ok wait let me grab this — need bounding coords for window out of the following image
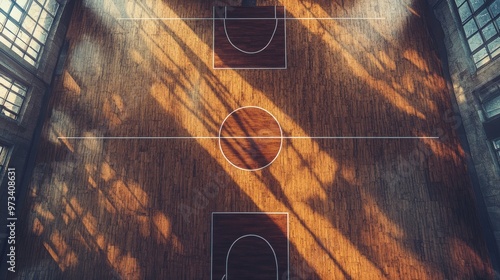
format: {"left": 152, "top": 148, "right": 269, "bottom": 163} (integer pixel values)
{"left": 455, "top": 0, "right": 500, "bottom": 67}
{"left": 0, "top": 144, "right": 8, "bottom": 175}
{"left": 0, "top": 0, "right": 59, "bottom": 66}
{"left": 0, "top": 71, "right": 28, "bottom": 120}
{"left": 494, "top": 138, "right": 500, "bottom": 158}
{"left": 481, "top": 82, "right": 500, "bottom": 119}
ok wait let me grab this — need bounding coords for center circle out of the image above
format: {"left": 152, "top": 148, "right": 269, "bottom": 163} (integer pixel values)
{"left": 219, "top": 106, "right": 282, "bottom": 171}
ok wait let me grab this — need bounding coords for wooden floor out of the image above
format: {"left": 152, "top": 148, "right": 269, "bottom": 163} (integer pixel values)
{"left": 14, "top": 0, "right": 494, "bottom": 279}
{"left": 220, "top": 107, "right": 282, "bottom": 170}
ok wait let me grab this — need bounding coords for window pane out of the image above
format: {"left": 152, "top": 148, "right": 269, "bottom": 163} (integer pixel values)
{"left": 468, "top": 33, "right": 484, "bottom": 51}
{"left": 0, "top": 13, "right": 7, "bottom": 28}
{"left": 459, "top": 3, "right": 473, "bottom": 21}
{"left": 11, "top": 84, "right": 20, "bottom": 93}
{"left": 475, "top": 8, "right": 491, "bottom": 27}
{"left": 3, "top": 27, "right": 16, "bottom": 42}
{"left": 473, "top": 47, "right": 489, "bottom": 61}
{"left": 2, "top": 111, "right": 14, "bottom": 119}
{"left": 0, "top": 144, "right": 8, "bottom": 172}
{"left": 490, "top": 0, "right": 500, "bottom": 17}
{"left": 0, "top": 1, "right": 12, "bottom": 13}
{"left": 24, "top": 56, "right": 36, "bottom": 66}
{"left": 26, "top": 45, "right": 37, "bottom": 58}
{"left": 14, "top": 37, "right": 28, "bottom": 50}
{"left": 488, "top": 37, "right": 500, "bottom": 52}
{"left": 484, "top": 94, "right": 500, "bottom": 118}
{"left": 456, "top": 0, "right": 467, "bottom": 6}
{"left": 5, "top": 20, "right": 19, "bottom": 35}
{"left": 45, "top": 1, "right": 58, "bottom": 15}
{"left": 3, "top": 102, "right": 19, "bottom": 113}
{"left": 17, "top": 30, "right": 30, "bottom": 43}
{"left": 0, "top": 36, "right": 12, "bottom": 47}
{"left": 22, "top": 15, "right": 36, "bottom": 33}
{"left": 0, "top": 76, "right": 9, "bottom": 86}
{"left": 464, "top": 20, "right": 478, "bottom": 37}
{"left": 17, "top": 0, "right": 30, "bottom": 9}
{"left": 482, "top": 22, "right": 497, "bottom": 40}
{"left": 40, "top": 11, "right": 53, "bottom": 29}
{"left": 491, "top": 46, "right": 500, "bottom": 57}
{"left": 6, "top": 93, "right": 22, "bottom": 105}
{"left": 33, "top": 25, "right": 47, "bottom": 42}
{"left": 470, "top": 0, "right": 485, "bottom": 11}
{"left": 29, "top": 40, "right": 41, "bottom": 51}
{"left": 28, "top": 2, "right": 42, "bottom": 21}
{"left": 494, "top": 139, "right": 500, "bottom": 149}
{"left": 11, "top": 5, "right": 23, "bottom": 22}
{"left": 12, "top": 46, "right": 24, "bottom": 57}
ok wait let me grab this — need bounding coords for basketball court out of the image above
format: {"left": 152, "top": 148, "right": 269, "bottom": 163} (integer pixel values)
{"left": 12, "top": 0, "right": 495, "bottom": 279}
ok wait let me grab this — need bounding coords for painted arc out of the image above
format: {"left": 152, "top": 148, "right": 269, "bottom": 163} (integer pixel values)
{"left": 222, "top": 234, "right": 279, "bottom": 280}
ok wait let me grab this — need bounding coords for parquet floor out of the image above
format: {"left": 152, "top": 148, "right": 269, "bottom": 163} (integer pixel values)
{"left": 14, "top": 0, "right": 494, "bottom": 279}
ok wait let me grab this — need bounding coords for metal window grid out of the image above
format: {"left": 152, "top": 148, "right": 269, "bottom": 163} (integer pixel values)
{"left": 0, "top": 144, "right": 7, "bottom": 175}
{"left": 0, "top": 0, "right": 59, "bottom": 66}
{"left": 0, "top": 71, "right": 28, "bottom": 120}
{"left": 455, "top": 0, "right": 500, "bottom": 67}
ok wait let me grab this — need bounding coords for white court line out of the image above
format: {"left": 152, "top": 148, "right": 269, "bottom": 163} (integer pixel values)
{"left": 57, "top": 136, "right": 440, "bottom": 139}
{"left": 117, "top": 17, "right": 386, "bottom": 20}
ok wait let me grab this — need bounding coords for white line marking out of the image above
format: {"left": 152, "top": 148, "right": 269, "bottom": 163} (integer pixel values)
{"left": 117, "top": 17, "right": 386, "bottom": 20}
{"left": 213, "top": 6, "right": 215, "bottom": 69}
{"left": 211, "top": 213, "right": 214, "bottom": 280}
{"left": 57, "top": 136, "right": 440, "bottom": 139}
{"left": 286, "top": 212, "right": 289, "bottom": 280}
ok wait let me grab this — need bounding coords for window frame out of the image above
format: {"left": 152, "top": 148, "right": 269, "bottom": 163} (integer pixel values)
{"left": 0, "top": 0, "right": 60, "bottom": 68}
{"left": 0, "top": 142, "right": 10, "bottom": 179}
{"left": 452, "top": 0, "right": 500, "bottom": 69}
{"left": 489, "top": 138, "right": 500, "bottom": 175}
{"left": 0, "top": 70, "right": 29, "bottom": 121}
{"left": 480, "top": 82, "right": 500, "bottom": 119}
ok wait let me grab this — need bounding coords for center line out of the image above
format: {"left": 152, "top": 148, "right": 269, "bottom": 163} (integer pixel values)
{"left": 57, "top": 136, "right": 439, "bottom": 140}
{"left": 116, "top": 17, "right": 386, "bottom": 21}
